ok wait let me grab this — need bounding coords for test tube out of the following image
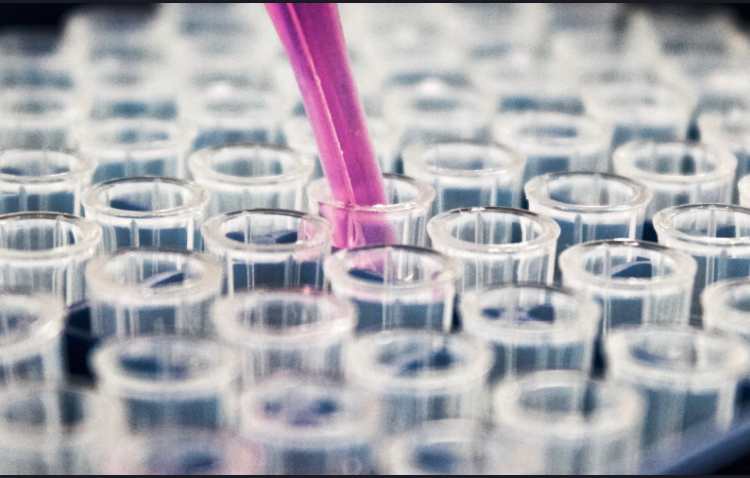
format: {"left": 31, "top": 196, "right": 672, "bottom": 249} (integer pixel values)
{"left": 0, "top": 89, "right": 78, "bottom": 150}
{"left": 0, "top": 293, "right": 65, "bottom": 386}
{"left": 92, "top": 336, "right": 240, "bottom": 431}
{"left": 653, "top": 204, "right": 750, "bottom": 323}
{"left": 460, "top": 285, "right": 599, "bottom": 383}
{"left": 493, "top": 112, "right": 612, "bottom": 184}
{"left": 85, "top": 248, "right": 222, "bottom": 338}
{"left": 0, "top": 387, "right": 106, "bottom": 474}
{"left": 189, "top": 143, "right": 314, "bottom": 217}
{"left": 324, "top": 245, "right": 462, "bottom": 332}
{"left": 0, "top": 212, "right": 102, "bottom": 305}
{"left": 0, "top": 29, "right": 73, "bottom": 91}
{"left": 525, "top": 172, "right": 652, "bottom": 257}
{"left": 559, "top": 240, "right": 696, "bottom": 333}
{"left": 582, "top": 83, "right": 695, "bottom": 150}
{"left": 0, "top": 149, "right": 96, "bottom": 215}
{"left": 202, "top": 209, "right": 332, "bottom": 293}
{"left": 606, "top": 327, "right": 750, "bottom": 448}
{"left": 344, "top": 331, "right": 492, "bottom": 434}
{"left": 307, "top": 173, "right": 435, "bottom": 248}
{"left": 613, "top": 141, "right": 736, "bottom": 241}
{"left": 77, "top": 118, "right": 184, "bottom": 183}
{"left": 489, "top": 371, "right": 645, "bottom": 474}
{"left": 699, "top": 110, "right": 750, "bottom": 202}
{"left": 427, "top": 207, "right": 560, "bottom": 290}
{"left": 703, "top": 278, "right": 750, "bottom": 342}
{"left": 402, "top": 141, "right": 526, "bottom": 214}
{"left": 238, "top": 378, "right": 379, "bottom": 475}
{"left": 213, "top": 290, "right": 355, "bottom": 385}
{"left": 81, "top": 177, "right": 209, "bottom": 251}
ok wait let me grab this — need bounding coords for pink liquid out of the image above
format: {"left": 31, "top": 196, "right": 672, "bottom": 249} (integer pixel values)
{"left": 265, "top": 3, "right": 395, "bottom": 248}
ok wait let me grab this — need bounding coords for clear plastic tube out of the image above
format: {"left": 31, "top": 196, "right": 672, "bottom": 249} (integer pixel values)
{"left": 238, "top": 378, "right": 379, "bottom": 475}
{"left": 202, "top": 209, "right": 332, "bottom": 293}
{"left": 460, "top": 285, "right": 599, "bottom": 382}
{"left": 307, "top": 174, "right": 435, "bottom": 249}
{"left": 0, "top": 212, "right": 102, "bottom": 305}
{"left": 703, "top": 278, "right": 750, "bottom": 342}
{"left": 0, "top": 89, "right": 79, "bottom": 150}
{"left": 606, "top": 326, "right": 750, "bottom": 448}
{"left": 77, "top": 118, "right": 184, "bottom": 183}
{"left": 402, "top": 141, "right": 526, "bottom": 215}
{"left": 213, "top": 290, "right": 355, "bottom": 385}
{"left": 81, "top": 177, "right": 209, "bottom": 252}
{"left": 699, "top": 110, "right": 750, "bottom": 202}
{"left": 0, "top": 149, "right": 96, "bottom": 215}
{"left": 559, "top": 240, "right": 696, "bottom": 333}
{"left": 427, "top": 207, "right": 560, "bottom": 290}
{"left": 92, "top": 336, "right": 240, "bottom": 431}
{"left": 344, "top": 331, "right": 492, "bottom": 434}
{"left": 0, "top": 293, "right": 66, "bottom": 386}
{"left": 0, "top": 30, "right": 73, "bottom": 91}
{"left": 189, "top": 143, "right": 314, "bottom": 217}
{"left": 653, "top": 204, "right": 750, "bottom": 323}
{"left": 740, "top": 175, "right": 750, "bottom": 207}
{"left": 324, "top": 245, "right": 462, "bottom": 333}
{"left": 85, "top": 248, "right": 222, "bottom": 338}
{"left": 490, "top": 371, "right": 645, "bottom": 474}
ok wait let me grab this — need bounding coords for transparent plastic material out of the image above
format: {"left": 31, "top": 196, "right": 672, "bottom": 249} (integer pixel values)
{"left": 0, "top": 30, "right": 73, "bottom": 91}
{"left": 493, "top": 112, "right": 612, "bottom": 183}
{"left": 307, "top": 174, "right": 435, "bottom": 249}
{"left": 214, "top": 290, "right": 355, "bottom": 385}
{"left": 239, "top": 378, "right": 379, "bottom": 475}
{"left": 653, "top": 204, "right": 750, "bottom": 323}
{"left": 402, "top": 141, "right": 526, "bottom": 214}
{"left": 92, "top": 336, "right": 240, "bottom": 431}
{"left": 606, "top": 327, "right": 750, "bottom": 448}
{"left": 0, "top": 213, "right": 102, "bottom": 305}
{"left": 559, "top": 240, "right": 696, "bottom": 333}
{"left": 202, "top": 209, "right": 332, "bottom": 293}
{"left": 85, "top": 248, "right": 222, "bottom": 338}
{"left": 461, "top": 285, "right": 599, "bottom": 382}
{"left": 189, "top": 143, "right": 314, "bottom": 217}
{"left": 384, "top": 420, "right": 486, "bottom": 475}
{"left": 0, "top": 89, "right": 78, "bottom": 150}
{"left": 0, "top": 149, "right": 96, "bottom": 215}
{"left": 77, "top": 118, "right": 184, "bottom": 183}
{"left": 0, "top": 293, "right": 65, "bottom": 386}
{"left": 525, "top": 172, "right": 652, "bottom": 256}
{"left": 699, "top": 110, "right": 750, "bottom": 202}
{"left": 582, "top": 84, "right": 695, "bottom": 149}
{"left": 490, "top": 372, "right": 645, "bottom": 474}
{"left": 703, "top": 278, "right": 750, "bottom": 342}
{"left": 0, "top": 387, "right": 105, "bottom": 475}
{"left": 81, "top": 177, "right": 209, "bottom": 251}
{"left": 344, "top": 331, "right": 492, "bottom": 434}
{"left": 740, "top": 175, "right": 750, "bottom": 207}
{"left": 427, "top": 207, "right": 560, "bottom": 290}
{"left": 324, "top": 245, "right": 462, "bottom": 332}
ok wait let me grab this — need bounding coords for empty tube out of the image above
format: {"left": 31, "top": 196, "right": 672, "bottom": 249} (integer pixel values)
{"left": 0, "top": 387, "right": 105, "bottom": 474}
{"left": 525, "top": 172, "right": 652, "bottom": 257}
{"left": 427, "top": 207, "right": 560, "bottom": 290}
{"left": 703, "top": 278, "right": 750, "bottom": 342}
{"left": 239, "top": 378, "right": 379, "bottom": 475}
{"left": 559, "top": 240, "right": 696, "bottom": 333}
{"left": 344, "top": 331, "right": 492, "bottom": 434}
{"left": 324, "top": 245, "right": 462, "bottom": 332}
{"left": 0, "top": 293, "right": 65, "bottom": 386}
{"left": 213, "top": 290, "right": 355, "bottom": 385}
{"left": 307, "top": 173, "right": 435, "bottom": 249}
{"left": 699, "top": 110, "right": 750, "bottom": 202}
{"left": 85, "top": 248, "right": 222, "bottom": 338}
{"left": 81, "top": 177, "right": 209, "bottom": 251}
{"left": 490, "top": 371, "right": 645, "bottom": 474}
{"left": 461, "top": 285, "right": 599, "bottom": 383}
{"left": 493, "top": 112, "right": 612, "bottom": 184}
{"left": 201, "top": 209, "right": 332, "bottom": 293}
{"left": 77, "top": 118, "right": 184, "bottom": 183}
{"left": 606, "top": 327, "right": 750, "bottom": 448}
{"left": 189, "top": 143, "right": 314, "bottom": 216}
{"left": 402, "top": 141, "right": 526, "bottom": 214}
{"left": 0, "top": 149, "right": 96, "bottom": 215}
{"left": 0, "top": 89, "right": 78, "bottom": 150}
{"left": 92, "top": 336, "right": 240, "bottom": 431}
{"left": 653, "top": 204, "right": 750, "bottom": 323}
{"left": 0, "top": 212, "right": 102, "bottom": 305}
